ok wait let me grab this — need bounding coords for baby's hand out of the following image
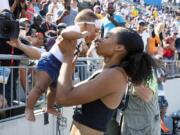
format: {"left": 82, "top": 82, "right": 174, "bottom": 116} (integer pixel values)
{"left": 81, "top": 31, "right": 91, "bottom": 38}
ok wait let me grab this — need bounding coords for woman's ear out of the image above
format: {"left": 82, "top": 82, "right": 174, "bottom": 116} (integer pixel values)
{"left": 114, "top": 45, "right": 125, "bottom": 52}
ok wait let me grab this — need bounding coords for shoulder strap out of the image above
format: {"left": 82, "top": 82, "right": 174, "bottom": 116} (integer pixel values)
{"left": 118, "top": 81, "right": 132, "bottom": 111}
{"left": 87, "top": 69, "right": 103, "bottom": 81}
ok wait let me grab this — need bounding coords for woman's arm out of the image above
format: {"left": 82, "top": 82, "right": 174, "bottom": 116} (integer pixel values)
{"left": 55, "top": 38, "right": 126, "bottom": 106}
{"left": 57, "top": 66, "right": 126, "bottom": 106}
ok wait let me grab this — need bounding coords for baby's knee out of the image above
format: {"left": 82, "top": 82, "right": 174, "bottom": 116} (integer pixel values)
{"left": 34, "top": 85, "right": 47, "bottom": 96}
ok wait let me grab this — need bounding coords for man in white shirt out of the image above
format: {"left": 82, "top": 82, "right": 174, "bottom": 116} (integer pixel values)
{"left": 48, "top": 0, "right": 64, "bottom": 22}
{"left": 137, "top": 20, "right": 149, "bottom": 52}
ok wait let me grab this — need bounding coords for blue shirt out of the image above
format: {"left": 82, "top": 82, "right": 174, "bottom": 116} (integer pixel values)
{"left": 101, "top": 14, "right": 126, "bottom": 37}
{"left": 57, "top": 9, "right": 77, "bottom": 26}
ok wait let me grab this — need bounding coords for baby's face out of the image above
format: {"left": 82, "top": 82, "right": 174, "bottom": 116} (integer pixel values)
{"left": 84, "top": 24, "right": 100, "bottom": 44}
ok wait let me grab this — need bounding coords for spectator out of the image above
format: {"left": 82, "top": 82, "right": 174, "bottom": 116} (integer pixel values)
{"left": 41, "top": 12, "right": 57, "bottom": 37}
{"left": 9, "top": 0, "right": 27, "bottom": 19}
{"left": 27, "top": 14, "right": 43, "bottom": 36}
{"left": 39, "top": 0, "right": 51, "bottom": 17}
{"left": 56, "top": 1, "right": 77, "bottom": 26}
{"left": 33, "top": 0, "right": 42, "bottom": 14}
{"left": 101, "top": 1, "right": 126, "bottom": 37}
{"left": 71, "top": 0, "right": 78, "bottom": 11}
{"left": 154, "top": 56, "right": 170, "bottom": 133}
{"left": 26, "top": 1, "right": 35, "bottom": 22}
{"left": 136, "top": 20, "right": 149, "bottom": 51}
{"left": 19, "top": 18, "right": 31, "bottom": 38}
{"left": 77, "top": 0, "right": 93, "bottom": 11}
{"left": 0, "top": 10, "right": 41, "bottom": 106}
{"left": 93, "top": 5, "right": 104, "bottom": 20}
{"left": 147, "top": 24, "right": 161, "bottom": 56}
{"left": 48, "top": 0, "right": 64, "bottom": 22}
{"left": 163, "top": 31, "right": 177, "bottom": 60}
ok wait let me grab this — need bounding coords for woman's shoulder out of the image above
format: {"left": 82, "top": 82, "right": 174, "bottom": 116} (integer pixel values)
{"left": 99, "top": 67, "right": 128, "bottom": 86}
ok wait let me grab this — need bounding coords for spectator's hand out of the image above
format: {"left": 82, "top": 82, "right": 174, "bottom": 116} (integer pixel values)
{"left": 6, "top": 39, "right": 21, "bottom": 49}
{"left": 52, "top": 3, "right": 58, "bottom": 9}
{"left": 134, "top": 84, "right": 153, "bottom": 102}
{"left": 107, "top": 14, "right": 114, "bottom": 21}
{"left": 62, "top": 9, "right": 70, "bottom": 17}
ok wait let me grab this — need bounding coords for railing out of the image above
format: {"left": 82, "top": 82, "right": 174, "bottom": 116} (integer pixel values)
{"left": 0, "top": 54, "right": 180, "bottom": 123}
{"left": 0, "top": 55, "right": 103, "bottom": 123}
{"left": 163, "top": 59, "right": 180, "bottom": 79}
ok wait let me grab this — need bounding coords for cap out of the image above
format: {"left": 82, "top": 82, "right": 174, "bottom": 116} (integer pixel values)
{"left": 19, "top": 18, "right": 30, "bottom": 28}
{"left": 138, "top": 20, "right": 146, "bottom": 25}
{"left": 19, "top": 18, "right": 30, "bottom": 23}
{"left": 57, "top": 23, "right": 67, "bottom": 29}
{"left": 153, "top": 54, "right": 162, "bottom": 60}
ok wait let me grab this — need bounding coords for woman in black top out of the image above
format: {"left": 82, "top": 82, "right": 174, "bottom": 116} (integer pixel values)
{"left": 56, "top": 27, "right": 155, "bottom": 135}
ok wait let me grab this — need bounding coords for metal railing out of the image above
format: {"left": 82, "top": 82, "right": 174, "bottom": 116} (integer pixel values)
{"left": 0, "top": 55, "right": 103, "bottom": 122}
{"left": 0, "top": 54, "right": 180, "bottom": 122}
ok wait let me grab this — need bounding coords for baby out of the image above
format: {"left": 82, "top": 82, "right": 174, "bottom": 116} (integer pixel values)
{"left": 25, "top": 9, "right": 99, "bottom": 121}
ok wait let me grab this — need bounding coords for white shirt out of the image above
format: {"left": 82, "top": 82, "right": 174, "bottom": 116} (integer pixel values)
{"left": 50, "top": 25, "right": 85, "bottom": 62}
{"left": 48, "top": 2, "right": 64, "bottom": 22}
{"left": 139, "top": 31, "right": 149, "bottom": 52}
{"left": 0, "top": 0, "right": 10, "bottom": 12}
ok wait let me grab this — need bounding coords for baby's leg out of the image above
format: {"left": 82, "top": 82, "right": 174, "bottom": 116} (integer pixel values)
{"left": 46, "top": 87, "right": 60, "bottom": 116}
{"left": 25, "top": 71, "right": 52, "bottom": 121}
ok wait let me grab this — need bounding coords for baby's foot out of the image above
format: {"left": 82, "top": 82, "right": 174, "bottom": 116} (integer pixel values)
{"left": 47, "top": 108, "right": 61, "bottom": 116}
{"left": 25, "top": 108, "right": 35, "bottom": 122}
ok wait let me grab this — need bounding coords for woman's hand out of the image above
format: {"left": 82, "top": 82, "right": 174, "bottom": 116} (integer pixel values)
{"left": 134, "top": 84, "right": 154, "bottom": 102}
{"left": 57, "top": 36, "right": 77, "bottom": 61}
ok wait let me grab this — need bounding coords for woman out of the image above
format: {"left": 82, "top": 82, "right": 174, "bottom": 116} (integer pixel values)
{"left": 56, "top": 27, "right": 155, "bottom": 135}
{"left": 146, "top": 23, "right": 161, "bottom": 56}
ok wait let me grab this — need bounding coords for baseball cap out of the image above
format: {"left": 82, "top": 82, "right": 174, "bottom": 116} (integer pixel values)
{"left": 138, "top": 20, "right": 146, "bottom": 26}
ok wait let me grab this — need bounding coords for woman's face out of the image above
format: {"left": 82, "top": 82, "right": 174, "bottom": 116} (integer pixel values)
{"left": 95, "top": 30, "right": 119, "bottom": 57}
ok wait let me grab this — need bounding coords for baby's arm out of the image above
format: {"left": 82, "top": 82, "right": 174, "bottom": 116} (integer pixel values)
{"left": 61, "top": 29, "right": 90, "bottom": 40}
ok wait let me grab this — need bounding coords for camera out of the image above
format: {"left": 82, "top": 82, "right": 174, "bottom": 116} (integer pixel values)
{"left": 0, "top": 10, "right": 19, "bottom": 39}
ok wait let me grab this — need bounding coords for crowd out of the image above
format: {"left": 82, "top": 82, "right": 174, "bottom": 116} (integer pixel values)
{"left": 0, "top": 0, "right": 179, "bottom": 134}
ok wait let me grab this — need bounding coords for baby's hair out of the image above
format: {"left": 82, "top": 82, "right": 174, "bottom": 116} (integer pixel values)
{"left": 75, "top": 9, "right": 98, "bottom": 23}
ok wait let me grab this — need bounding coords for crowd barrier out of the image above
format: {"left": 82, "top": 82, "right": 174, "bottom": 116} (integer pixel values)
{"left": 0, "top": 55, "right": 180, "bottom": 122}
